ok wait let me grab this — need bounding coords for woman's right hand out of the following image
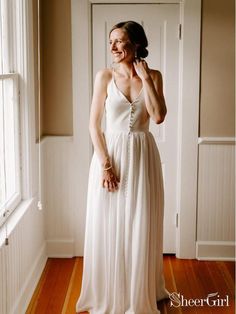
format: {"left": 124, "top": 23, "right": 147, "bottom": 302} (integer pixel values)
{"left": 102, "top": 167, "right": 120, "bottom": 192}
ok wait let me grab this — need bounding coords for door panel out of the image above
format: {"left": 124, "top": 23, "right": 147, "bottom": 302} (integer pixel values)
{"left": 92, "top": 4, "right": 180, "bottom": 253}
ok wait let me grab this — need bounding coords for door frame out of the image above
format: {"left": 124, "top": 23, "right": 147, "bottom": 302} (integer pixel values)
{"left": 71, "top": 0, "right": 201, "bottom": 259}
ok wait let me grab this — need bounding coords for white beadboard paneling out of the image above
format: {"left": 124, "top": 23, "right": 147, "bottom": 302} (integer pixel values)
{"left": 41, "top": 135, "right": 90, "bottom": 256}
{"left": 46, "top": 238, "right": 75, "bottom": 258}
{"left": 12, "top": 243, "right": 46, "bottom": 313}
{"left": 42, "top": 136, "right": 78, "bottom": 256}
{"left": 197, "top": 141, "right": 235, "bottom": 260}
{"left": 0, "top": 247, "right": 7, "bottom": 314}
{"left": 0, "top": 200, "right": 46, "bottom": 313}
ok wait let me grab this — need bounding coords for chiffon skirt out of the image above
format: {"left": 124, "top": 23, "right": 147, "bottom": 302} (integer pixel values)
{"left": 76, "top": 131, "right": 169, "bottom": 314}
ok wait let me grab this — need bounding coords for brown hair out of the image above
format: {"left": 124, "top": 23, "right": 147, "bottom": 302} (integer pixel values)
{"left": 109, "top": 21, "right": 148, "bottom": 59}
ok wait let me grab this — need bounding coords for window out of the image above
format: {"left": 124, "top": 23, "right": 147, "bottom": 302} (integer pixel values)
{"left": 0, "top": 0, "right": 21, "bottom": 226}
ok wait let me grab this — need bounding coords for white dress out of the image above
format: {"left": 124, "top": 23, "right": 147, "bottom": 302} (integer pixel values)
{"left": 76, "top": 76, "right": 169, "bottom": 314}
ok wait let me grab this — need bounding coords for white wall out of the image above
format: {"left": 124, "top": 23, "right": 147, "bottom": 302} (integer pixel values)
{"left": 196, "top": 139, "right": 235, "bottom": 260}
{"left": 41, "top": 136, "right": 82, "bottom": 257}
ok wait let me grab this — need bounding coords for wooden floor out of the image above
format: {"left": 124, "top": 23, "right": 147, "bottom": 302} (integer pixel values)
{"left": 26, "top": 255, "right": 235, "bottom": 314}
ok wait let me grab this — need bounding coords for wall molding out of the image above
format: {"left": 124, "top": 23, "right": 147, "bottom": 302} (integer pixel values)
{"left": 175, "top": 0, "right": 201, "bottom": 258}
{"left": 198, "top": 137, "right": 236, "bottom": 145}
{"left": 196, "top": 241, "right": 235, "bottom": 261}
{"left": 39, "top": 135, "right": 73, "bottom": 144}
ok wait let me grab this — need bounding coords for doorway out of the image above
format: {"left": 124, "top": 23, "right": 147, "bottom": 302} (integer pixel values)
{"left": 71, "top": 0, "right": 201, "bottom": 259}
{"left": 92, "top": 4, "right": 180, "bottom": 253}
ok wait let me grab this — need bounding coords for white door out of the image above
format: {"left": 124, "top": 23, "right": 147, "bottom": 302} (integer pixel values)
{"left": 92, "top": 4, "right": 180, "bottom": 253}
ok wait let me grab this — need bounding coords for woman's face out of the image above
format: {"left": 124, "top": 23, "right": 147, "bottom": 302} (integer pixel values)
{"left": 109, "top": 28, "right": 135, "bottom": 63}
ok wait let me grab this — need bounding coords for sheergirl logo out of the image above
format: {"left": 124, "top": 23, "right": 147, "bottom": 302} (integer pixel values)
{"left": 169, "top": 292, "right": 229, "bottom": 307}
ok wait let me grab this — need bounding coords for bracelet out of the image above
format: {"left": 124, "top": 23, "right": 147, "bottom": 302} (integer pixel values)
{"left": 103, "top": 165, "right": 112, "bottom": 171}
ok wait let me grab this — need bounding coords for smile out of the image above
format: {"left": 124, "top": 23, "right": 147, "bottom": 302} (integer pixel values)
{"left": 113, "top": 52, "right": 122, "bottom": 56}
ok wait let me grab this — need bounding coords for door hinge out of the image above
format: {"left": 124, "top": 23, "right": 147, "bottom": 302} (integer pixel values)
{"left": 176, "top": 213, "right": 179, "bottom": 228}
{"left": 178, "top": 24, "right": 182, "bottom": 40}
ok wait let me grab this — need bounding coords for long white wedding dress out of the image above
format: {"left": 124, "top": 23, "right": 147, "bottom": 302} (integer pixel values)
{"left": 76, "top": 76, "right": 169, "bottom": 314}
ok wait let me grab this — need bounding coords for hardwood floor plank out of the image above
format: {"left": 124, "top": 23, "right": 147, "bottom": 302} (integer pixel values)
{"left": 26, "top": 259, "right": 52, "bottom": 313}
{"left": 62, "top": 257, "right": 86, "bottom": 314}
{"left": 27, "top": 258, "right": 76, "bottom": 314}
{"left": 161, "top": 255, "right": 183, "bottom": 314}
{"left": 224, "top": 260, "right": 235, "bottom": 280}
{"left": 204, "top": 261, "right": 234, "bottom": 314}
{"left": 170, "top": 259, "right": 211, "bottom": 313}
{"left": 26, "top": 255, "right": 235, "bottom": 314}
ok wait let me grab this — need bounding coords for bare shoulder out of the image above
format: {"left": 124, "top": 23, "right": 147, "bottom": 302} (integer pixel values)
{"left": 149, "top": 69, "right": 164, "bottom": 94}
{"left": 149, "top": 69, "right": 163, "bottom": 82}
{"left": 95, "top": 68, "right": 113, "bottom": 86}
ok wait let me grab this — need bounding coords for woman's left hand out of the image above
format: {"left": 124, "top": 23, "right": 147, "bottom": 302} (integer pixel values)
{"left": 133, "top": 59, "right": 151, "bottom": 81}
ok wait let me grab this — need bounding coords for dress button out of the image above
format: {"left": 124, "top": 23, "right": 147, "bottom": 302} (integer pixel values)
{"left": 129, "top": 104, "right": 135, "bottom": 131}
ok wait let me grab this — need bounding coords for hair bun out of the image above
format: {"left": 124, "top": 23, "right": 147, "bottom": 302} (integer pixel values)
{"left": 137, "top": 46, "right": 148, "bottom": 59}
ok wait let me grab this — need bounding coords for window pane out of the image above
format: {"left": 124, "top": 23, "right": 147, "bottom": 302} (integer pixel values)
{"left": 0, "top": 0, "right": 21, "bottom": 224}
{"left": 0, "top": 76, "right": 20, "bottom": 217}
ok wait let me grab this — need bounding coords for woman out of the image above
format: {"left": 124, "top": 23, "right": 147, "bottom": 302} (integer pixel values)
{"left": 76, "top": 21, "right": 169, "bottom": 314}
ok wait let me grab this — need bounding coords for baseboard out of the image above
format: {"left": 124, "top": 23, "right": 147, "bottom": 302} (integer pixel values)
{"left": 11, "top": 242, "right": 47, "bottom": 314}
{"left": 196, "top": 241, "right": 235, "bottom": 261}
{"left": 47, "top": 238, "right": 75, "bottom": 257}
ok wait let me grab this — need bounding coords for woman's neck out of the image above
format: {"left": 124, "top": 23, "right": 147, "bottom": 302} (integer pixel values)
{"left": 115, "top": 61, "right": 137, "bottom": 79}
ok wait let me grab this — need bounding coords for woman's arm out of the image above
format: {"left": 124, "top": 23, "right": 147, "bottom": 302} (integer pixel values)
{"left": 134, "top": 61, "right": 167, "bottom": 124}
{"left": 89, "top": 69, "right": 110, "bottom": 166}
{"left": 89, "top": 69, "right": 119, "bottom": 192}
